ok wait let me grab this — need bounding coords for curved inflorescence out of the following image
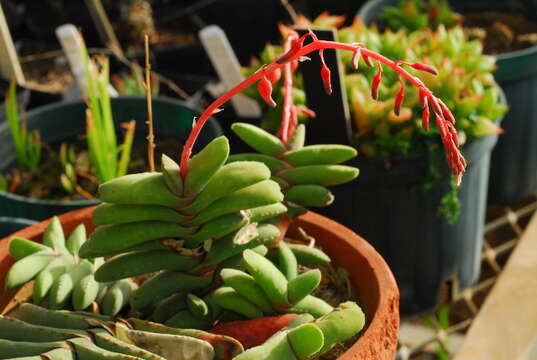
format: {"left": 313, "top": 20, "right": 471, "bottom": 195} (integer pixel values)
{"left": 179, "top": 30, "right": 466, "bottom": 184}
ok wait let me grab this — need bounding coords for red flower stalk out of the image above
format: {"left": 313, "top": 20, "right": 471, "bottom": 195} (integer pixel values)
{"left": 277, "top": 33, "right": 299, "bottom": 143}
{"left": 277, "top": 31, "right": 316, "bottom": 143}
{"left": 179, "top": 32, "right": 466, "bottom": 184}
{"left": 298, "top": 107, "right": 316, "bottom": 117}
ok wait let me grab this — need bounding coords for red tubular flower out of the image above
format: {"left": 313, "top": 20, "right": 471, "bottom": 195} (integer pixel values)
{"left": 276, "top": 37, "right": 301, "bottom": 64}
{"left": 320, "top": 64, "right": 332, "bottom": 95}
{"left": 258, "top": 76, "right": 277, "bottom": 107}
{"left": 394, "top": 80, "right": 405, "bottom": 116}
{"left": 446, "top": 122, "right": 459, "bottom": 147}
{"left": 435, "top": 112, "right": 447, "bottom": 138}
{"left": 438, "top": 99, "right": 456, "bottom": 125}
{"left": 409, "top": 62, "right": 438, "bottom": 75}
{"left": 371, "top": 62, "right": 382, "bottom": 100}
{"left": 267, "top": 68, "right": 282, "bottom": 84}
{"left": 422, "top": 97, "right": 430, "bottom": 131}
{"left": 363, "top": 54, "right": 374, "bottom": 67}
{"left": 297, "top": 107, "right": 316, "bottom": 117}
{"left": 352, "top": 47, "right": 361, "bottom": 70}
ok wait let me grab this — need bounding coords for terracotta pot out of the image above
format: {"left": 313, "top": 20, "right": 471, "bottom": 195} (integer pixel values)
{"left": 0, "top": 207, "right": 399, "bottom": 359}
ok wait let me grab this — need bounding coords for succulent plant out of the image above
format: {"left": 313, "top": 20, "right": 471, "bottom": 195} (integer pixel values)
{"left": 337, "top": 22, "right": 507, "bottom": 159}
{"left": 78, "top": 137, "right": 286, "bottom": 314}
{"left": 1, "top": 12, "right": 470, "bottom": 358}
{"left": 381, "top": 0, "right": 462, "bottom": 33}
{"left": 234, "top": 302, "right": 365, "bottom": 360}
{"left": 228, "top": 123, "right": 358, "bottom": 216}
{"left": 243, "top": 14, "right": 505, "bottom": 222}
{"left": 0, "top": 303, "right": 243, "bottom": 360}
{"left": 5, "top": 217, "right": 135, "bottom": 316}
{"left": 209, "top": 248, "right": 333, "bottom": 320}
{"left": 0, "top": 299, "right": 364, "bottom": 360}
{"left": 339, "top": 22, "right": 507, "bottom": 222}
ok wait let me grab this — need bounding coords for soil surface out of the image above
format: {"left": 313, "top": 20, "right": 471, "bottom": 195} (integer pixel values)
{"left": 3, "top": 136, "right": 182, "bottom": 201}
{"left": 463, "top": 11, "right": 537, "bottom": 54}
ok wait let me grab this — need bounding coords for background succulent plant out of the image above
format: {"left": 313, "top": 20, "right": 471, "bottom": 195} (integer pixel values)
{"left": 337, "top": 22, "right": 507, "bottom": 160}
{"left": 5, "top": 217, "right": 135, "bottom": 316}
{"left": 381, "top": 0, "right": 461, "bottom": 33}
{"left": 242, "top": 14, "right": 506, "bottom": 222}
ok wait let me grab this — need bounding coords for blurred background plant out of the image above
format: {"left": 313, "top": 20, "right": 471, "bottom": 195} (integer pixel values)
{"left": 4, "top": 81, "right": 42, "bottom": 172}
{"left": 111, "top": 62, "right": 160, "bottom": 96}
{"left": 381, "top": 0, "right": 461, "bottom": 33}
{"left": 242, "top": 13, "right": 507, "bottom": 222}
{"left": 378, "top": 0, "right": 537, "bottom": 54}
{"left": 82, "top": 44, "right": 136, "bottom": 184}
{"left": 421, "top": 305, "right": 451, "bottom": 359}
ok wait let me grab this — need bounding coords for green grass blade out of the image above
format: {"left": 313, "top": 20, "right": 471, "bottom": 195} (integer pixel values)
{"left": 117, "top": 120, "right": 136, "bottom": 177}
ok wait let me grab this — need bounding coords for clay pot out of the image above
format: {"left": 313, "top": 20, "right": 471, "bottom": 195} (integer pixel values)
{"left": 0, "top": 207, "right": 399, "bottom": 359}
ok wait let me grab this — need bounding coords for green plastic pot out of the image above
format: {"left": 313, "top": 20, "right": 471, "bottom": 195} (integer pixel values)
{"left": 0, "top": 96, "right": 223, "bottom": 221}
{"left": 358, "top": 0, "right": 537, "bottom": 204}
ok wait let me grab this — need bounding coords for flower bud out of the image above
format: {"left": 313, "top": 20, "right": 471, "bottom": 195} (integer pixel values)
{"left": 352, "top": 48, "right": 361, "bottom": 70}
{"left": 394, "top": 82, "right": 405, "bottom": 116}
{"left": 320, "top": 64, "right": 332, "bottom": 95}
{"left": 410, "top": 62, "right": 438, "bottom": 75}
{"left": 258, "top": 76, "right": 277, "bottom": 107}
{"left": 371, "top": 63, "right": 382, "bottom": 100}
{"left": 267, "top": 68, "right": 282, "bottom": 84}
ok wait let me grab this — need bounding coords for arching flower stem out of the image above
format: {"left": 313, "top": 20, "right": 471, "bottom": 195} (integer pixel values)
{"left": 179, "top": 35, "right": 466, "bottom": 184}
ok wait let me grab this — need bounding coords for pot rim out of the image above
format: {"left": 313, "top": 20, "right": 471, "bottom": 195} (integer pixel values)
{"left": 0, "top": 207, "right": 400, "bottom": 359}
{"left": 291, "top": 211, "right": 400, "bottom": 359}
{"left": 0, "top": 216, "right": 37, "bottom": 227}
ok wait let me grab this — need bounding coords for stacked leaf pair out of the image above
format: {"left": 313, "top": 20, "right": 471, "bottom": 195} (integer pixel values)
{"left": 210, "top": 248, "right": 332, "bottom": 320}
{"left": 78, "top": 136, "right": 287, "bottom": 314}
{"left": 228, "top": 123, "right": 359, "bottom": 215}
{"left": 5, "top": 217, "right": 135, "bottom": 316}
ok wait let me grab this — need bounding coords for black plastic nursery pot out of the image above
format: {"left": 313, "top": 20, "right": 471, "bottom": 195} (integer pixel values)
{"left": 318, "top": 132, "right": 499, "bottom": 315}
{"left": 0, "top": 96, "right": 223, "bottom": 221}
{"left": 0, "top": 217, "right": 36, "bottom": 239}
{"left": 358, "top": 0, "right": 537, "bottom": 204}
